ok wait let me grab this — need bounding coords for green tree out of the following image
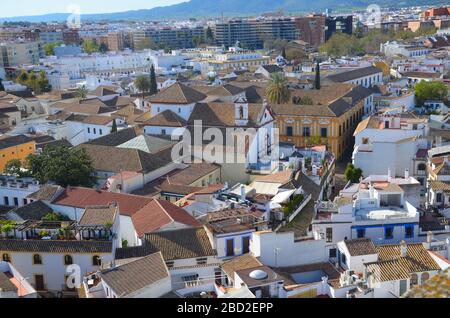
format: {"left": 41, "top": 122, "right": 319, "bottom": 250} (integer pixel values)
{"left": 281, "top": 47, "right": 287, "bottom": 60}
{"left": 266, "top": 72, "right": 291, "bottom": 104}
{"left": 206, "top": 26, "right": 214, "bottom": 44}
{"left": 314, "top": 62, "right": 321, "bottom": 90}
{"left": 42, "top": 212, "right": 71, "bottom": 221}
{"left": 99, "top": 43, "right": 108, "bottom": 53}
{"left": 301, "top": 96, "right": 314, "bottom": 105}
{"left": 111, "top": 118, "right": 118, "bottom": 133}
{"left": 17, "top": 70, "right": 29, "bottom": 85}
{"left": 344, "top": 164, "right": 363, "bottom": 183}
{"left": 149, "top": 64, "right": 158, "bottom": 95}
{"left": 43, "top": 41, "right": 64, "bottom": 56}
{"left": 82, "top": 39, "right": 100, "bottom": 54}
{"left": 134, "top": 75, "right": 151, "bottom": 99}
{"left": 75, "top": 85, "right": 88, "bottom": 100}
{"left": 1, "top": 223, "right": 15, "bottom": 237}
{"left": 4, "top": 159, "right": 30, "bottom": 177}
{"left": 26, "top": 146, "right": 95, "bottom": 187}
{"left": 414, "top": 80, "right": 449, "bottom": 106}
{"left": 0, "top": 78, "right": 4, "bottom": 91}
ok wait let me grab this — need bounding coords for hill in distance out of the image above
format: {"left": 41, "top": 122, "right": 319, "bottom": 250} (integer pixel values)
{"left": 0, "top": 0, "right": 446, "bottom": 23}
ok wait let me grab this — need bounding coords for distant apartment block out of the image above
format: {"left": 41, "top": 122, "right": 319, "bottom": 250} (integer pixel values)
{"left": 0, "top": 41, "right": 41, "bottom": 67}
{"left": 214, "top": 18, "right": 299, "bottom": 49}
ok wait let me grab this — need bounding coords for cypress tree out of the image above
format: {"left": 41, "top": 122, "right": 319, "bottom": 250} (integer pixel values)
{"left": 111, "top": 119, "right": 118, "bottom": 133}
{"left": 0, "top": 78, "right": 4, "bottom": 92}
{"left": 149, "top": 64, "right": 158, "bottom": 95}
{"left": 314, "top": 62, "right": 321, "bottom": 90}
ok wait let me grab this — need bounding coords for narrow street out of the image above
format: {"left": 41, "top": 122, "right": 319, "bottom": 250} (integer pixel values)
{"left": 331, "top": 147, "right": 353, "bottom": 201}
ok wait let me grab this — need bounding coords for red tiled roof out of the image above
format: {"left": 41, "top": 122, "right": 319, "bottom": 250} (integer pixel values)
{"left": 52, "top": 187, "right": 152, "bottom": 217}
{"left": 131, "top": 199, "right": 201, "bottom": 237}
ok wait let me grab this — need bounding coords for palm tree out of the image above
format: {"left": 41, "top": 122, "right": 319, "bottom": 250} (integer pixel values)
{"left": 266, "top": 72, "right": 291, "bottom": 104}
{"left": 134, "top": 75, "right": 151, "bottom": 100}
{"left": 75, "top": 85, "right": 88, "bottom": 100}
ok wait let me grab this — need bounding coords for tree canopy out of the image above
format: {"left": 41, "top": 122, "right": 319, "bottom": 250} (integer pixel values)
{"left": 266, "top": 72, "right": 291, "bottom": 104}
{"left": 17, "top": 70, "right": 51, "bottom": 94}
{"left": 43, "top": 41, "right": 64, "bottom": 56}
{"left": 320, "top": 27, "right": 437, "bottom": 57}
{"left": 82, "top": 39, "right": 100, "bottom": 54}
{"left": 134, "top": 75, "right": 151, "bottom": 99}
{"left": 414, "top": 80, "right": 449, "bottom": 106}
{"left": 26, "top": 146, "right": 95, "bottom": 188}
{"left": 344, "top": 164, "right": 363, "bottom": 183}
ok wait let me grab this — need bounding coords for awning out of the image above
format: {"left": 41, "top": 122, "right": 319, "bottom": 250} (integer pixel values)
{"left": 271, "top": 189, "right": 296, "bottom": 204}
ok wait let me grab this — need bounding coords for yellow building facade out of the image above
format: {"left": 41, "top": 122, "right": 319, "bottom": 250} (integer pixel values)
{"left": 272, "top": 84, "right": 371, "bottom": 159}
{"left": 0, "top": 136, "right": 36, "bottom": 172}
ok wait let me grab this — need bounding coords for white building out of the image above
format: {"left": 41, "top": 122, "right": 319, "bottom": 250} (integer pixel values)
{"left": 327, "top": 66, "right": 384, "bottom": 88}
{"left": 353, "top": 114, "right": 429, "bottom": 179}
{"left": 313, "top": 176, "right": 421, "bottom": 254}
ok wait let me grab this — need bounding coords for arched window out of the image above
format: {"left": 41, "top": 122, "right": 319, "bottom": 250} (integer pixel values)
{"left": 410, "top": 273, "right": 418, "bottom": 287}
{"left": 420, "top": 272, "right": 430, "bottom": 283}
{"left": 64, "top": 255, "right": 73, "bottom": 266}
{"left": 92, "top": 255, "right": 102, "bottom": 266}
{"left": 239, "top": 106, "right": 244, "bottom": 119}
{"left": 33, "top": 254, "right": 42, "bottom": 265}
{"left": 2, "top": 253, "right": 11, "bottom": 262}
{"left": 418, "top": 163, "right": 426, "bottom": 171}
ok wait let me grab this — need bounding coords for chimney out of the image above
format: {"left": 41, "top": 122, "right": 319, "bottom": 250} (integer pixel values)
{"left": 400, "top": 240, "right": 407, "bottom": 258}
{"left": 240, "top": 185, "right": 246, "bottom": 202}
{"left": 404, "top": 169, "right": 410, "bottom": 180}
{"left": 446, "top": 238, "right": 450, "bottom": 260}
{"left": 427, "top": 231, "right": 433, "bottom": 244}
{"left": 369, "top": 182, "right": 375, "bottom": 198}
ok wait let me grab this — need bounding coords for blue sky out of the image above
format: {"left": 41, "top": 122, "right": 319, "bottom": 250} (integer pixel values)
{"left": 1, "top": 0, "right": 186, "bottom": 17}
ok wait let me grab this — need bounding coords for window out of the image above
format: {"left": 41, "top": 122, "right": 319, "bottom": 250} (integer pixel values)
{"left": 329, "top": 248, "right": 337, "bottom": 258}
{"left": 405, "top": 226, "right": 414, "bottom": 238}
{"left": 87, "top": 127, "right": 90, "bottom": 133}
{"left": 362, "top": 138, "right": 370, "bottom": 145}
{"left": 303, "top": 127, "right": 311, "bottom": 137}
{"left": 357, "top": 228, "right": 366, "bottom": 239}
{"left": 196, "top": 258, "right": 207, "bottom": 265}
{"left": 410, "top": 273, "right": 418, "bottom": 287}
{"left": 226, "top": 239, "right": 234, "bottom": 257}
{"left": 320, "top": 127, "right": 328, "bottom": 138}
{"left": 161, "top": 129, "right": 167, "bottom": 135}
{"left": 165, "top": 261, "right": 175, "bottom": 268}
{"left": 13, "top": 197, "right": 18, "bottom": 207}
{"left": 242, "top": 236, "right": 250, "bottom": 254}
{"left": 3, "top": 197, "right": 8, "bottom": 206}
{"left": 93, "top": 128, "right": 97, "bottom": 134}
{"left": 341, "top": 253, "right": 346, "bottom": 265}
{"left": 326, "top": 228, "right": 333, "bottom": 243}
{"left": 385, "top": 227, "right": 394, "bottom": 240}
{"left": 92, "top": 255, "right": 101, "bottom": 266}
{"left": 99, "top": 129, "right": 103, "bottom": 135}
{"left": 23, "top": 198, "right": 28, "bottom": 205}
{"left": 420, "top": 272, "right": 430, "bottom": 283}
{"left": 64, "top": 255, "right": 73, "bottom": 265}
{"left": 33, "top": 254, "right": 42, "bottom": 265}
{"left": 436, "top": 193, "right": 443, "bottom": 203}
{"left": 286, "top": 126, "right": 293, "bottom": 137}
{"left": 418, "top": 163, "right": 426, "bottom": 171}
{"left": 2, "top": 253, "right": 11, "bottom": 262}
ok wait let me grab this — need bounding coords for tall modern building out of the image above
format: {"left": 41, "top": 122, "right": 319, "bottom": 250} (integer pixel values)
{"left": 132, "top": 27, "right": 206, "bottom": 49}
{"left": 325, "top": 15, "right": 353, "bottom": 41}
{"left": 214, "top": 18, "right": 298, "bottom": 49}
{"left": 295, "top": 15, "right": 327, "bottom": 47}
{"left": 107, "top": 32, "right": 125, "bottom": 52}
{"left": 0, "top": 41, "right": 41, "bottom": 67}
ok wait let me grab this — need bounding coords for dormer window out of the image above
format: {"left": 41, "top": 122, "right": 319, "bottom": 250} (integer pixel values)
{"left": 239, "top": 106, "right": 244, "bottom": 119}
